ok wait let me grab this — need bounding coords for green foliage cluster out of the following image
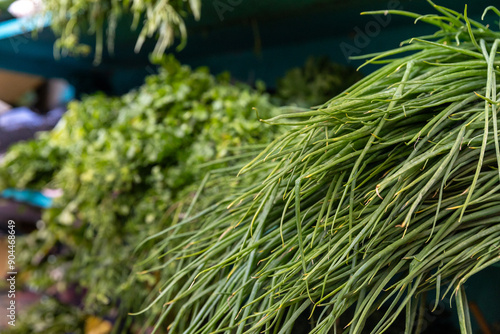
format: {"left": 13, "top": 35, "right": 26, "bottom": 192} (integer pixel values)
{"left": 276, "top": 56, "right": 363, "bottom": 108}
{"left": 3, "top": 297, "right": 85, "bottom": 334}
{"left": 0, "top": 55, "right": 280, "bottom": 331}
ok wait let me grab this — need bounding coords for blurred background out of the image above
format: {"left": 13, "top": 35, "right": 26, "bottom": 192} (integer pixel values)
{"left": 0, "top": 0, "right": 498, "bottom": 333}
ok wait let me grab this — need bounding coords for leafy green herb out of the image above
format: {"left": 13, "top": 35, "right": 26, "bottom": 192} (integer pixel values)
{"left": 0, "top": 55, "right": 281, "bottom": 331}
{"left": 3, "top": 297, "right": 85, "bottom": 334}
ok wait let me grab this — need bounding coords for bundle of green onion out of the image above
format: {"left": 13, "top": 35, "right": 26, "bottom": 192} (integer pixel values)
{"left": 138, "top": 3, "right": 500, "bottom": 333}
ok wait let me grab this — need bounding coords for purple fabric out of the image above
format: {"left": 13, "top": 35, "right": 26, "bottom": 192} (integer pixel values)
{"left": 0, "top": 107, "right": 45, "bottom": 131}
{"left": 0, "top": 106, "right": 65, "bottom": 153}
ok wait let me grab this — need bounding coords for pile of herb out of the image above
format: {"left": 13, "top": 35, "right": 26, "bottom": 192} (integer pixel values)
{"left": 0, "top": 55, "right": 280, "bottom": 332}
{"left": 44, "top": 0, "right": 201, "bottom": 62}
{"left": 139, "top": 3, "right": 500, "bottom": 333}
{"left": 3, "top": 297, "right": 85, "bottom": 334}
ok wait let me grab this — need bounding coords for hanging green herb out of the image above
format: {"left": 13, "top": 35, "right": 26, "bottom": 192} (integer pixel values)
{"left": 43, "top": 0, "right": 201, "bottom": 63}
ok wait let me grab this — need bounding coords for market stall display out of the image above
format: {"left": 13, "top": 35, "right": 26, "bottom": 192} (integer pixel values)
{"left": 0, "top": 2, "right": 499, "bottom": 334}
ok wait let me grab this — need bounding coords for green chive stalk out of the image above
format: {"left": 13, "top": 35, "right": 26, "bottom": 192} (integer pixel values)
{"left": 138, "top": 3, "right": 500, "bottom": 333}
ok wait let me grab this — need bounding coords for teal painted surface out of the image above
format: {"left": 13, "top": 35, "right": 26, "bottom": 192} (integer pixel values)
{"left": 0, "top": 15, "right": 50, "bottom": 39}
{"left": 178, "top": 0, "right": 494, "bottom": 87}
{"left": 0, "top": 0, "right": 494, "bottom": 94}
{"left": 180, "top": 23, "right": 437, "bottom": 88}
{"left": 458, "top": 266, "right": 500, "bottom": 330}
{"left": 1, "top": 189, "right": 52, "bottom": 208}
